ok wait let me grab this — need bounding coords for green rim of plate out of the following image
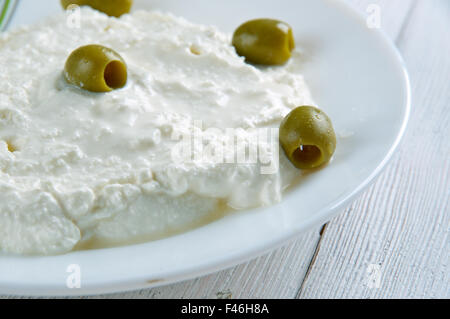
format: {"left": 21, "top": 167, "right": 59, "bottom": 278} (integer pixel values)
{"left": 0, "top": 0, "right": 17, "bottom": 31}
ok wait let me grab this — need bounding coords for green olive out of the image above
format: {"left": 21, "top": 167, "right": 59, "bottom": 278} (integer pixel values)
{"left": 232, "top": 18, "right": 295, "bottom": 65}
{"left": 64, "top": 44, "right": 128, "bottom": 92}
{"left": 61, "top": 0, "right": 133, "bottom": 18}
{"left": 280, "top": 106, "right": 336, "bottom": 169}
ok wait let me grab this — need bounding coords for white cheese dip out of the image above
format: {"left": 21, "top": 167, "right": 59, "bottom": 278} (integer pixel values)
{"left": 0, "top": 8, "right": 314, "bottom": 255}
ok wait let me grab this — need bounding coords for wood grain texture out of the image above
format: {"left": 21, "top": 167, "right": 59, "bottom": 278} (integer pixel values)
{"left": 298, "top": 0, "right": 449, "bottom": 299}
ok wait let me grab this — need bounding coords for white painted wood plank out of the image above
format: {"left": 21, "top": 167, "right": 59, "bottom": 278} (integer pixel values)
{"left": 298, "top": 0, "right": 449, "bottom": 299}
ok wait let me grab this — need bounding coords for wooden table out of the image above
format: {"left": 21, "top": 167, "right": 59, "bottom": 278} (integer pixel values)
{"left": 3, "top": 0, "right": 449, "bottom": 299}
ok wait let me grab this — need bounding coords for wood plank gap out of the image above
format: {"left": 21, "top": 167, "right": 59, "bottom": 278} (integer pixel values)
{"left": 295, "top": 223, "right": 329, "bottom": 297}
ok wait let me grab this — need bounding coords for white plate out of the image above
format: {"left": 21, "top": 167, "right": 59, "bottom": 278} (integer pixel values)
{"left": 0, "top": 0, "right": 410, "bottom": 296}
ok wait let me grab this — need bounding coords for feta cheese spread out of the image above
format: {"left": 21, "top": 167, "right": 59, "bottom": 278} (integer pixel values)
{"left": 0, "top": 8, "right": 314, "bottom": 255}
